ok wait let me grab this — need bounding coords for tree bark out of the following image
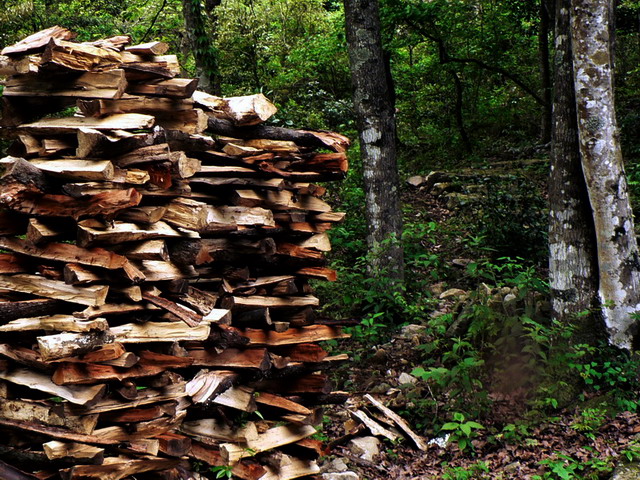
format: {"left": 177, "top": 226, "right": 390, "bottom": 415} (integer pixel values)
{"left": 549, "top": 0, "right": 603, "bottom": 342}
{"left": 182, "top": 0, "right": 221, "bottom": 95}
{"left": 344, "top": 0, "right": 404, "bottom": 282}
{"left": 539, "top": 0, "right": 553, "bottom": 143}
{"left": 570, "top": 0, "right": 640, "bottom": 349}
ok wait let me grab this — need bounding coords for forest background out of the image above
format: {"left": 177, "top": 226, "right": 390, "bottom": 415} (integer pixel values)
{"left": 3, "top": 1, "right": 640, "bottom": 478}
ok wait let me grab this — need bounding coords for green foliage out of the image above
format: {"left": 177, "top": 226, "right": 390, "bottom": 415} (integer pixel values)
{"left": 441, "top": 461, "right": 490, "bottom": 480}
{"left": 440, "top": 412, "right": 484, "bottom": 451}
{"left": 210, "top": 465, "right": 233, "bottom": 479}
{"left": 533, "top": 450, "right": 614, "bottom": 480}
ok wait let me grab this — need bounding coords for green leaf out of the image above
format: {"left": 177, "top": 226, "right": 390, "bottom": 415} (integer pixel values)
{"left": 460, "top": 423, "right": 471, "bottom": 436}
{"left": 441, "top": 422, "right": 459, "bottom": 431}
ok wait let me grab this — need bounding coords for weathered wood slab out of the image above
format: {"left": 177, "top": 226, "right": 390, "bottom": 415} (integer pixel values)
{"left": 0, "top": 369, "right": 106, "bottom": 405}
{"left": 0, "top": 399, "right": 98, "bottom": 434}
{"left": 0, "top": 274, "right": 108, "bottom": 306}
{"left": 1, "top": 26, "right": 75, "bottom": 56}
{"left": 77, "top": 219, "right": 198, "bottom": 247}
{"left": 41, "top": 38, "right": 122, "bottom": 71}
{"left": 43, "top": 441, "right": 104, "bottom": 463}
{"left": 0, "top": 315, "right": 107, "bottom": 333}
{"left": 186, "top": 347, "right": 271, "bottom": 371}
{"left": 128, "top": 78, "right": 198, "bottom": 98}
{"left": 194, "top": 91, "right": 277, "bottom": 126}
{"left": 220, "top": 425, "right": 316, "bottom": 463}
{"left": 19, "top": 114, "right": 155, "bottom": 134}
{"left": 38, "top": 330, "right": 114, "bottom": 361}
{"left": 111, "top": 322, "right": 211, "bottom": 343}
{"left": 242, "top": 325, "right": 349, "bottom": 346}
{"left": 4, "top": 70, "right": 127, "bottom": 99}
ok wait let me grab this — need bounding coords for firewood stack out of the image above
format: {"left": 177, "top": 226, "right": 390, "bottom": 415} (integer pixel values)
{"left": 0, "top": 26, "right": 351, "bottom": 480}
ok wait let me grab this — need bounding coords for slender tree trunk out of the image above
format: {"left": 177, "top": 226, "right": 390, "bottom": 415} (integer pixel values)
{"left": 450, "top": 70, "right": 471, "bottom": 151}
{"left": 182, "top": 0, "right": 221, "bottom": 95}
{"left": 344, "top": 0, "right": 404, "bottom": 282}
{"left": 549, "top": 0, "right": 601, "bottom": 341}
{"left": 571, "top": 0, "right": 640, "bottom": 349}
{"left": 539, "top": 0, "right": 553, "bottom": 143}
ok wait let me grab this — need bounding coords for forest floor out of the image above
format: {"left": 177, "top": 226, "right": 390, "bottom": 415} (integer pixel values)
{"left": 317, "top": 168, "right": 640, "bottom": 479}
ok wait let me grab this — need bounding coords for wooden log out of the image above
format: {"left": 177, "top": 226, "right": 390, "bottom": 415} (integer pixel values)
{"left": 295, "top": 267, "right": 337, "bottom": 282}
{"left": 79, "top": 97, "right": 192, "bottom": 116}
{"left": 27, "top": 217, "right": 66, "bottom": 244}
{"left": 38, "top": 330, "right": 114, "bottom": 361}
{"left": 206, "top": 115, "right": 350, "bottom": 152}
{"left": 52, "top": 351, "right": 193, "bottom": 385}
{"left": 156, "top": 432, "right": 191, "bottom": 457}
{"left": 4, "top": 70, "right": 127, "bottom": 99}
{"left": 0, "top": 253, "right": 30, "bottom": 274}
{"left": 125, "top": 42, "right": 170, "bottom": 55}
{"left": 141, "top": 292, "right": 202, "bottom": 327}
{"left": 1, "top": 26, "right": 75, "bottom": 56}
{"left": 136, "top": 259, "right": 196, "bottom": 282}
{"left": 0, "top": 459, "right": 41, "bottom": 480}
{"left": 0, "top": 238, "right": 144, "bottom": 283}
{"left": 52, "top": 343, "right": 127, "bottom": 364}
{"left": 220, "top": 425, "right": 316, "bottom": 464}
{"left": 185, "top": 369, "right": 238, "bottom": 404}
{"left": 0, "top": 298, "right": 63, "bottom": 322}
{"left": 76, "top": 127, "right": 160, "bottom": 158}
{"left": 162, "top": 198, "right": 209, "bottom": 231}
{"left": 113, "top": 239, "right": 169, "bottom": 261}
{"left": 0, "top": 274, "right": 108, "bottom": 306}
{"left": 188, "top": 442, "right": 266, "bottom": 480}
{"left": 0, "top": 399, "right": 98, "bottom": 434}
{"left": 181, "top": 419, "right": 259, "bottom": 443}
{"left": 26, "top": 158, "right": 115, "bottom": 181}
{"left": 111, "top": 321, "right": 211, "bottom": 343}
{"left": 84, "top": 35, "right": 131, "bottom": 51}
{"left": 350, "top": 409, "right": 400, "bottom": 443}
{"left": 364, "top": 394, "right": 428, "bottom": 450}
{"left": 75, "top": 302, "right": 160, "bottom": 319}
{"left": 186, "top": 348, "right": 270, "bottom": 371}
{"left": 194, "top": 91, "right": 277, "bottom": 126}
{"left": 0, "top": 315, "right": 108, "bottom": 333}
{"left": 222, "top": 295, "right": 319, "bottom": 310}
{"left": 210, "top": 206, "right": 275, "bottom": 227}
{"left": 0, "top": 55, "right": 37, "bottom": 75}
{"left": 213, "top": 385, "right": 256, "bottom": 412}
{"left": 19, "top": 113, "right": 155, "bottom": 134}
{"left": 100, "top": 404, "right": 167, "bottom": 423}
{"left": 175, "top": 286, "right": 218, "bottom": 315}
{"left": 243, "top": 325, "right": 349, "bottom": 347}
{"left": 41, "top": 38, "right": 122, "bottom": 71}
{"left": 0, "top": 369, "right": 106, "bottom": 405}
{"left": 0, "top": 185, "right": 142, "bottom": 219}
{"left": 77, "top": 219, "right": 198, "bottom": 247}
{"left": 59, "top": 457, "right": 179, "bottom": 480}
{"left": 43, "top": 441, "right": 104, "bottom": 463}
{"left": 190, "top": 176, "right": 284, "bottom": 191}
{"left": 232, "top": 189, "right": 331, "bottom": 213}
{"left": 0, "top": 156, "right": 51, "bottom": 191}
{"left": 64, "top": 263, "right": 101, "bottom": 285}
{"left": 117, "top": 206, "right": 167, "bottom": 225}
{"left": 128, "top": 78, "right": 198, "bottom": 98}
{"left": 258, "top": 456, "right": 320, "bottom": 480}
{"left": 254, "top": 392, "right": 312, "bottom": 415}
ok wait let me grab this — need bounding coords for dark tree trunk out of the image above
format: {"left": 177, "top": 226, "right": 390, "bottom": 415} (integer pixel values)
{"left": 539, "top": 0, "right": 553, "bottom": 143}
{"left": 450, "top": 70, "right": 471, "bottom": 151}
{"left": 548, "top": 0, "right": 601, "bottom": 341}
{"left": 182, "top": 0, "right": 221, "bottom": 95}
{"left": 343, "top": 0, "right": 404, "bottom": 282}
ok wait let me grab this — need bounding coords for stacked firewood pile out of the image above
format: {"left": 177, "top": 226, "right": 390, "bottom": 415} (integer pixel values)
{"left": 0, "top": 26, "right": 351, "bottom": 480}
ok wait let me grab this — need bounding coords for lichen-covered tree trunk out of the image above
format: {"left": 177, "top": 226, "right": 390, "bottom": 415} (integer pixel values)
{"left": 344, "top": 0, "right": 404, "bottom": 282}
{"left": 548, "top": 0, "right": 601, "bottom": 339}
{"left": 182, "top": 0, "right": 221, "bottom": 95}
{"left": 570, "top": 0, "right": 640, "bottom": 349}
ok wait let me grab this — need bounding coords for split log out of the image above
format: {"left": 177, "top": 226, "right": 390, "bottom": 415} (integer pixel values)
{"left": 59, "top": 457, "right": 179, "bottom": 480}
{"left": 242, "top": 325, "right": 349, "bottom": 347}
{"left": 222, "top": 295, "right": 319, "bottom": 310}
{"left": 52, "top": 351, "right": 193, "bottom": 385}
{"left": 84, "top": 35, "right": 131, "bottom": 51}
{"left": 113, "top": 239, "right": 169, "bottom": 261}
{"left": 19, "top": 113, "right": 155, "bottom": 134}
{"left": 0, "top": 315, "right": 108, "bottom": 333}
{"left": 26, "top": 159, "right": 115, "bottom": 181}
{"left": 350, "top": 409, "right": 400, "bottom": 443}
{"left": 0, "top": 274, "right": 108, "bottom": 306}
{"left": 52, "top": 343, "right": 127, "bottom": 364}
{"left": 188, "top": 442, "right": 266, "bottom": 480}
{"left": 0, "top": 238, "right": 144, "bottom": 283}
{"left": 181, "top": 419, "right": 258, "bottom": 444}
{"left": 212, "top": 385, "right": 256, "bottom": 412}
{"left": 175, "top": 286, "right": 218, "bottom": 315}
{"left": 41, "top": 38, "right": 122, "bottom": 71}
{"left": 258, "top": 456, "right": 320, "bottom": 480}
{"left": 232, "top": 189, "right": 331, "bottom": 213}
{"left": 77, "top": 219, "right": 198, "bottom": 247}
{"left": 254, "top": 392, "right": 312, "bottom": 415}
{"left": 194, "top": 91, "right": 277, "bottom": 126}
{"left": 185, "top": 370, "right": 238, "bottom": 404}
{"left": 27, "top": 218, "right": 66, "bottom": 244}
{"left": 117, "top": 206, "right": 167, "bottom": 225}
{"left": 43, "top": 441, "right": 104, "bottom": 463}
{"left": 1, "top": 26, "right": 75, "bottom": 56}
{"left": 4, "top": 70, "right": 127, "bottom": 99}
{"left": 141, "top": 292, "right": 202, "bottom": 327}
{"left": 190, "top": 176, "right": 284, "bottom": 190}
{"left": 157, "top": 432, "right": 191, "bottom": 457}
{"left": 111, "top": 321, "right": 211, "bottom": 343}
{"left": 125, "top": 42, "right": 169, "bottom": 55}
{"left": 128, "top": 78, "right": 198, "bottom": 99}
{"left": 38, "top": 330, "right": 114, "bottom": 361}
{"left": 295, "top": 267, "right": 337, "bottom": 282}
{"left": 186, "top": 347, "right": 270, "bottom": 371}
{"left": 0, "top": 399, "right": 98, "bottom": 434}
{"left": 0, "top": 185, "right": 142, "bottom": 219}
{"left": 220, "top": 425, "right": 316, "bottom": 464}
{"left": 206, "top": 116, "right": 350, "bottom": 152}
{"left": 0, "top": 254, "right": 30, "bottom": 274}
{"left": 0, "top": 369, "right": 106, "bottom": 405}
{"left": 364, "top": 394, "right": 428, "bottom": 450}
{"left": 0, "top": 55, "right": 37, "bottom": 75}
{"left": 0, "top": 298, "right": 63, "bottom": 322}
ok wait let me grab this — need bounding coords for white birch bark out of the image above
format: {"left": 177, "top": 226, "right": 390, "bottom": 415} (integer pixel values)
{"left": 571, "top": 0, "right": 640, "bottom": 349}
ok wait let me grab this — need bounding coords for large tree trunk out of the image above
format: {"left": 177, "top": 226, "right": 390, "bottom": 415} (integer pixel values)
{"left": 539, "top": 0, "right": 553, "bottom": 143}
{"left": 182, "top": 0, "right": 221, "bottom": 95}
{"left": 548, "top": 0, "right": 601, "bottom": 340}
{"left": 570, "top": 0, "right": 640, "bottom": 349}
{"left": 343, "top": 0, "right": 404, "bottom": 282}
